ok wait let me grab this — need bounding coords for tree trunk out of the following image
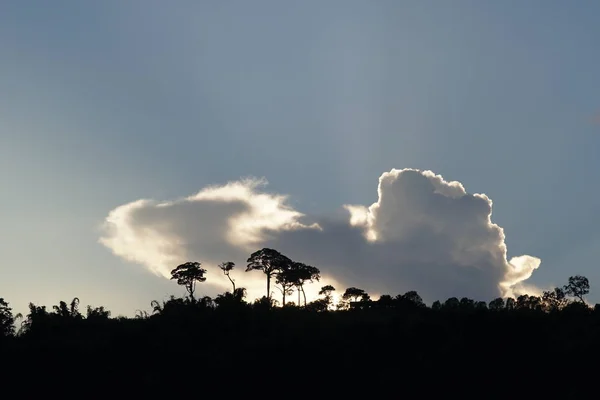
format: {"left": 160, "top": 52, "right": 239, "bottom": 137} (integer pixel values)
{"left": 189, "top": 283, "right": 195, "bottom": 303}
{"left": 266, "top": 274, "right": 271, "bottom": 299}
{"left": 282, "top": 289, "right": 286, "bottom": 306}
{"left": 302, "top": 285, "right": 307, "bottom": 307}
{"left": 228, "top": 274, "right": 236, "bottom": 293}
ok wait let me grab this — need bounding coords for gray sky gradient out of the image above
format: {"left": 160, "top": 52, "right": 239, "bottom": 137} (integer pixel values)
{"left": 1, "top": 1, "right": 599, "bottom": 315}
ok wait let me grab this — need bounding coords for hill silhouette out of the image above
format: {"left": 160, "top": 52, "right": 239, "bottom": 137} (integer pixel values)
{"left": 0, "top": 248, "right": 597, "bottom": 397}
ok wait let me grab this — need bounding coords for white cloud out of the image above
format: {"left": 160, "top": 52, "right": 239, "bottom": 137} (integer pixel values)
{"left": 99, "top": 178, "right": 327, "bottom": 299}
{"left": 99, "top": 169, "right": 541, "bottom": 303}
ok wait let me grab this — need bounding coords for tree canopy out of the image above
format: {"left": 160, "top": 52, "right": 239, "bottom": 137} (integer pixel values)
{"left": 246, "top": 248, "right": 292, "bottom": 299}
{"left": 170, "top": 261, "right": 207, "bottom": 302}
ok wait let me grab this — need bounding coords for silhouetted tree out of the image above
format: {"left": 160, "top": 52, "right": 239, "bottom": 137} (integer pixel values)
{"left": 151, "top": 299, "right": 164, "bottom": 314}
{"left": 219, "top": 261, "right": 237, "bottom": 293}
{"left": 170, "top": 262, "right": 207, "bottom": 303}
{"left": 275, "top": 262, "right": 297, "bottom": 306}
{"left": 153, "top": 295, "right": 188, "bottom": 316}
{"left": 460, "top": 297, "right": 475, "bottom": 310}
{"left": 3, "top": 269, "right": 599, "bottom": 399}
{"left": 564, "top": 275, "right": 589, "bottom": 303}
{"left": 505, "top": 298, "right": 516, "bottom": 311}
{"left": 86, "top": 305, "right": 111, "bottom": 320}
{"left": 399, "top": 291, "right": 425, "bottom": 308}
{"left": 214, "top": 288, "right": 247, "bottom": 309}
{"left": 516, "top": 295, "right": 531, "bottom": 310}
{"left": 515, "top": 295, "right": 542, "bottom": 311}
{"left": 343, "top": 287, "right": 367, "bottom": 303}
{"left": 312, "top": 285, "right": 335, "bottom": 310}
{"left": 562, "top": 300, "right": 591, "bottom": 315}
{"left": 542, "top": 287, "right": 568, "bottom": 312}
{"left": 53, "top": 297, "right": 81, "bottom": 319}
{"left": 335, "top": 299, "right": 349, "bottom": 310}
{"left": 293, "top": 263, "right": 320, "bottom": 306}
{"left": 246, "top": 248, "right": 291, "bottom": 299}
{"left": 252, "top": 295, "right": 278, "bottom": 311}
{"left": 319, "top": 285, "right": 335, "bottom": 297}
{"left": 378, "top": 294, "right": 394, "bottom": 308}
{"left": 21, "top": 303, "right": 49, "bottom": 334}
{"left": 529, "top": 296, "right": 542, "bottom": 311}
{"left": 0, "top": 298, "right": 14, "bottom": 337}
{"left": 443, "top": 297, "right": 460, "bottom": 310}
{"left": 489, "top": 298, "right": 505, "bottom": 311}
{"left": 306, "top": 298, "right": 329, "bottom": 312}
{"left": 197, "top": 296, "right": 215, "bottom": 309}
{"left": 342, "top": 288, "right": 370, "bottom": 310}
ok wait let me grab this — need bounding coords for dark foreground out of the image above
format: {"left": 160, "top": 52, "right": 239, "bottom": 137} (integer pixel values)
{"left": 1, "top": 302, "right": 599, "bottom": 398}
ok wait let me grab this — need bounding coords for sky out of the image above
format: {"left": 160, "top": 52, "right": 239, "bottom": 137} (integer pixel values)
{"left": 1, "top": 1, "right": 599, "bottom": 316}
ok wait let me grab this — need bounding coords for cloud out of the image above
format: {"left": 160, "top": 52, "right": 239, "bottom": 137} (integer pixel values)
{"left": 99, "top": 169, "right": 541, "bottom": 303}
{"left": 99, "top": 178, "right": 326, "bottom": 299}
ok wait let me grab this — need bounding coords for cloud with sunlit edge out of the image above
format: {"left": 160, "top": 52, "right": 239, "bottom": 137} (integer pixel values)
{"left": 99, "top": 169, "right": 541, "bottom": 303}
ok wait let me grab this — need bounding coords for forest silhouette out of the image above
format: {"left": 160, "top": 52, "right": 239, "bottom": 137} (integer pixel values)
{"left": 1, "top": 247, "right": 598, "bottom": 397}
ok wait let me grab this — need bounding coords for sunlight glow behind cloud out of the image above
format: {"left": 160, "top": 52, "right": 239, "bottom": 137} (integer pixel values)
{"left": 99, "top": 169, "right": 541, "bottom": 303}
{"left": 341, "top": 169, "right": 541, "bottom": 298}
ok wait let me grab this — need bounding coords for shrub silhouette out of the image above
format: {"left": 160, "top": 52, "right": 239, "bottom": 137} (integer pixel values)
{"left": 0, "top": 248, "right": 597, "bottom": 396}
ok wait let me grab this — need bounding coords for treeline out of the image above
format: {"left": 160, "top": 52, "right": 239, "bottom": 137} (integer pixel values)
{"left": 0, "top": 274, "right": 593, "bottom": 338}
{"left": 0, "top": 248, "right": 595, "bottom": 338}
{"left": 1, "top": 248, "right": 599, "bottom": 396}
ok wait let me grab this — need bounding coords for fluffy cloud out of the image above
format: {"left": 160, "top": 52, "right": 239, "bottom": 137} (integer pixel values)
{"left": 99, "top": 169, "right": 541, "bottom": 303}
{"left": 99, "top": 178, "right": 327, "bottom": 299}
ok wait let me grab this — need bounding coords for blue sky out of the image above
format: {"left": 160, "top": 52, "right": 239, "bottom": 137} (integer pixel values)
{"left": 1, "top": 1, "right": 599, "bottom": 315}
